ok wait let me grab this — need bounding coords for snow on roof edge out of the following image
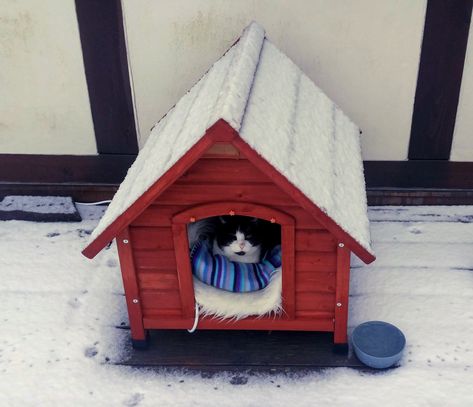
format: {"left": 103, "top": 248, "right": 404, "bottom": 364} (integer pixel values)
{"left": 213, "top": 21, "right": 265, "bottom": 130}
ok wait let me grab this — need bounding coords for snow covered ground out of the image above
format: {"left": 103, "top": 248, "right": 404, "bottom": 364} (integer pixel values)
{"left": 1, "top": 204, "right": 472, "bottom": 406}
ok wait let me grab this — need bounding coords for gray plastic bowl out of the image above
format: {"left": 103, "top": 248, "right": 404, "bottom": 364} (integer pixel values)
{"left": 352, "top": 321, "right": 406, "bottom": 369}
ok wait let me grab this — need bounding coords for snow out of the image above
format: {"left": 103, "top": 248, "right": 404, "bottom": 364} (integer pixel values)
{"left": 0, "top": 195, "right": 77, "bottom": 214}
{"left": 2, "top": 204, "right": 473, "bottom": 405}
{"left": 211, "top": 21, "right": 265, "bottom": 128}
{"left": 240, "top": 40, "right": 371, "bottom": 254}
{"left": 88, "top": 21, "right": 372, "bottom": 258}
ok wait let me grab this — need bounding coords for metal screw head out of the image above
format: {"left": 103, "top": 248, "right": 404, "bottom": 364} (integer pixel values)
{"left": 229, "top": 210, "right": 235, "bottom": 216}
{"left": 338, "top": 243, "right": 345, "bottom": 248}
{"left": 270, "top": 218, "right": 276, "bottom": 223}
{"left": 189, "top": 217, "right": 196, "bottom": 223}
{"left": 336, "top": 302, "right": 342, "bottom": 307}
{"left": 123, "top": 239, "right": 129, "bottom": 244}
{"left": 132, "top": 299, "right": 139, "bottom": 304}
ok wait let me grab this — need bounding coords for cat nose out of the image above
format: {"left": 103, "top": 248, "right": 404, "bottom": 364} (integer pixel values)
{"left": 238, "top": 242, "right": 245, "bottom": 249}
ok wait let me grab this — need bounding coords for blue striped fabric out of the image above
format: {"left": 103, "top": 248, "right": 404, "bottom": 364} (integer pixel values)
{"left": 190, "top": 240, "right": 282, "bottom": 292}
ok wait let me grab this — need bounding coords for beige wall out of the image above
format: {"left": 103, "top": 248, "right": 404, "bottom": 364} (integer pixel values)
{"left": 0, "top": 1, "right": 431, "bottom": 159}
{"left": 451, "top": 24, "right": 473, "bottom": 161}
{"left": 123, "top": 0, "right": 426, "bottom": 160}
{"left": 0, "top": 0, "right": 96, "bottom": 154}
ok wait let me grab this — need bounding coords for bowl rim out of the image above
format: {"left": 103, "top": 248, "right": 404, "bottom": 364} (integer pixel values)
{"left": 352, "top": 320, "right": 406, "bottom": 358}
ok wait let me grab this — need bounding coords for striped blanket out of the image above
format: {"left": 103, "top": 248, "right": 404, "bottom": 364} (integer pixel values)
{"left": 190, "top": 240, "right": 282, "bottom": 293}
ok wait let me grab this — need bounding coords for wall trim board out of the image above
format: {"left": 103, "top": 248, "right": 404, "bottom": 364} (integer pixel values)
{"left": 364, "top": 160, "right": 473, "bottom": 189}
{"left": 1, "top": 156, "right": 473, "bottom": 205}
{"left": 2, "top": 156, "right": 473, "bottom": 189}
{"left": 75, "top": 0, "right": 139, "bottom": 154}
{"left": 2, "top": 184, "right": 472, "bottom": 206}
{"left": 367, "top": 188, "right": 473, "bottom": 206}
{"left": 408, "top": 0, "right": 473, "bottom": 160}
{"left": 0, "top": 154, "right": 136, "bottom": 185}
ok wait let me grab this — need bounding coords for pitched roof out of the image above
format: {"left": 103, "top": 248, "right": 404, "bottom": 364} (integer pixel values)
{"left": 84, "top": 22, "right": 374, "bottom": 262}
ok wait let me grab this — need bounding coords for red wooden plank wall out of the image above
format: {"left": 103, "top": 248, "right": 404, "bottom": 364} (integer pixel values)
{"left": 129, "top": 157, "right": 337, "bottom": 326}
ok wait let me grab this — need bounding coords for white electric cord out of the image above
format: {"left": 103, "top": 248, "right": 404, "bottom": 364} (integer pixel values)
{"left": 75, "top": 200, "right": 112, "bottom": 206}
{"left": 187, "top": 303, "right": 199, "bottom": 333}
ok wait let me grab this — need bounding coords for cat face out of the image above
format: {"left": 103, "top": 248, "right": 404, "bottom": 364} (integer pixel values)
{"left": 213, "top": 216, "right": 262, "bottom": 263}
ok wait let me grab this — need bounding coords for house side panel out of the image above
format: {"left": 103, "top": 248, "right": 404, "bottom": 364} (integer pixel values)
{"left": 294, "top": 229, "right": 337, "bottom": 319}
{"left": 128, "top": 223, "right": 184, "bottom": 319}
{"left": 152, "top": 156, "right": 337, "bottom": 323}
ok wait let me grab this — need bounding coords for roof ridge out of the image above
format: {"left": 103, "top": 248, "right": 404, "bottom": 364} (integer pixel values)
{"left": 212, "top": 21, "right": 265, "bottom": 131}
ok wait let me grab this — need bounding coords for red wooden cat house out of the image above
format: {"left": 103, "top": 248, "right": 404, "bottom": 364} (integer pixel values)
{"left": 82, "top": 22, "right": 375, "bottom": 350}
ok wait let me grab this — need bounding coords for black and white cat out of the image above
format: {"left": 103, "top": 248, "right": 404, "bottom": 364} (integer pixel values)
{"left": 212, "top": 216, "right": 264, "bottom": 263}
{"left": 188, "top": 215, "right": 280, "bottom": 264}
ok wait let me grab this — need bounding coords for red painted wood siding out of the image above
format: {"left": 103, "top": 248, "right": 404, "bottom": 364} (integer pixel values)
{"left": 128, "top": 225, "right": 181, "bottom": 319}
{"left": 129, "top": 157, "right": 338, "bottom": 326}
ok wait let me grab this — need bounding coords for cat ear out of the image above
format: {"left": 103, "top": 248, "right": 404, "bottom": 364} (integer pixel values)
{"left": 219, "top": 216, "right": 227, "bottom": 224}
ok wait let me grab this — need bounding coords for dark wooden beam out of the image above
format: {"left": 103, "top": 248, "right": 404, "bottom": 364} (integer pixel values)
{"left": 75, "top": 0, "right": 139, "bottom": 154}
{"left": 408, "top": 0, "right": 473, "bottom": 160}
{"left": 1, "top": 156, "right": 473, "bottom": 204}
{"left": 367, "top": 189, "right": 473, "bottom": 206}
{"left": 0, "top": 154, "right": 136, "bottom": 185}
{"left": 363, "top": 160, "right": 473, "bottom": 189}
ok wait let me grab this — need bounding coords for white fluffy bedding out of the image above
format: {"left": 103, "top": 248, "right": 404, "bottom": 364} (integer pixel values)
{"left": 193, "top": 268, "right": 283, "bottom": 320}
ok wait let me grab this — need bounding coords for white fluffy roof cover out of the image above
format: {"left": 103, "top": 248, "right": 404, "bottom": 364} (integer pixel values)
{"left": 88, "top": 22, "right": 373, "bottom": 256}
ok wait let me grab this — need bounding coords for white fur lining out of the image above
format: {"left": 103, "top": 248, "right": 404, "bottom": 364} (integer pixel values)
{"left": 193, "top": 268, "right": 282, "bottom": 320}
